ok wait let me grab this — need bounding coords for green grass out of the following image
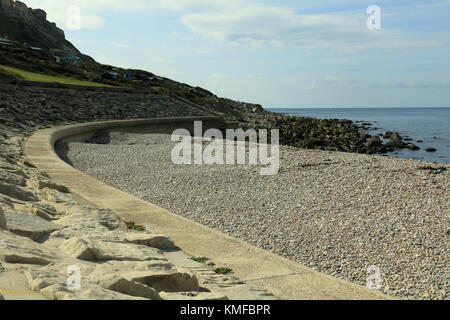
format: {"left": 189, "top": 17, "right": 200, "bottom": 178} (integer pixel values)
{"left": 125, "top": 221, "right": 146, "bottom": 232}
{"left": 0, "top": 64, "right": 113, "bottom": 87}
{"left": 213, "top": 267, "right": 233, "bottom": 275}
{"left": 190, "top": 257, "right": 209, "bottom": 263}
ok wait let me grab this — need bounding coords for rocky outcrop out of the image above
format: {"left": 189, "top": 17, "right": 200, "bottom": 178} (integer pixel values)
{"left": 0, "top": 0, "right": 79, "bottom": 53}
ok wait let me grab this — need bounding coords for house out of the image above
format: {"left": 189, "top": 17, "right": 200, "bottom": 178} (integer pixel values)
{"left": 102, "top": 72, "right": 119, "bottom": 81}
{"left": 62, "top": 54, "right": 82, "bottom": 65}
{"left": 124, "top": 72, "right": 134, "bottom": 80}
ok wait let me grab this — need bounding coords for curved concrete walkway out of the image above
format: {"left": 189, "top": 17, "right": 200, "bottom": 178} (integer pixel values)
{"left": 24, "top": 117, "right": 391, "bottom": 300}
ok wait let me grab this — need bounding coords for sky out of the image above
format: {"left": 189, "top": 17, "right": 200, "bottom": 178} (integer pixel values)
{"left": 23, "top": 0, "right": 450, "bottom": 108}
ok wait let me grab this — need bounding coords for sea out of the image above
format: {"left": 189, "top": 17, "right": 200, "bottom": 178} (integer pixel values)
{"left": 267, "top": 107, "right": 450, "bottom": 164}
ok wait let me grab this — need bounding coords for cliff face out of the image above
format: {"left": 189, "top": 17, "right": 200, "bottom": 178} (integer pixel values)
{"left": 0, "top": 0, "right": 79, "bottom": 53}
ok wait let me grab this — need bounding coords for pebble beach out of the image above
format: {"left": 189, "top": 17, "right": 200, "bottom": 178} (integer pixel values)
{"left": 60, "top": 131, "right": 450, "bottom": 300}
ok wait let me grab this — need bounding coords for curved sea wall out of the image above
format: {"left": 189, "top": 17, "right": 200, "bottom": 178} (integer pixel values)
{"left": 0, "top": 82, "right": 388, "bottom": 300}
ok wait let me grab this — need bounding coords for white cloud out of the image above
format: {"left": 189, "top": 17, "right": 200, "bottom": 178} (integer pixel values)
{"left": 180, "top": 5, "right": 444, "bottom": 51}
{"left": 22, "top": 0, "right": 448, "bottom": 51}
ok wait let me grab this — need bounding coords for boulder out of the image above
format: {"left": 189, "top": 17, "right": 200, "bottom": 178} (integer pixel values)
{"left": 60, "top": 237, "right": 98, "bottom": 261}
{"left": 30, "top": 175, "right": 69, "bottom": 193}
{"left": 123, "top": 270, "right": 199, "bottom": 293}
{"left": 407, "top": 143, "right": 420, "bottom": 151}
{"left": 29, "top": 202, "right": 59, "bottom": 221}
{"left": 39, "top": 284, "right": 147, "bottom": 300}
{"left": 0, "top": 182, "right": 38, "bottom": 202}
{"left": 60, "top": 237, "right": 167, "bottom": 262}
{"left": 56, "top": 205, "right": 126, "bottom": 231}
{"left": 367, "top": 136, "right": 382, "bottom": 148}
{"left": 0, "top": 170, "right": 26, "bottom": 186}
{"left": 122, "top": 233, "right": 175, "bottom": 250}
{"left": 425, "top": 147, "right": 437, "bottom": 152}
{"left": 0, "top": 230, "right": 55, "bottom": 265}
{"left": 4, "top": 209, "right": 61, "bottom": 241}
{"left": 95, "top": 275, "right": 162, "bottom": 300}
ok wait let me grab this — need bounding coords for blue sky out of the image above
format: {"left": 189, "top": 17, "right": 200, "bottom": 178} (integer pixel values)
{"left": 24, "top": 0, "right": 450, "bottom": 108}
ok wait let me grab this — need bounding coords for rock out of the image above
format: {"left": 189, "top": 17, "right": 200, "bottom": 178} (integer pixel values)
{"left": 0, "top": 230, "right": 55, "bottom": 265}
{"left": 60, "top": 237, "right": 167, "bottom": 262}
{"left": 0, "top": 170, "right": 26, "bottom": 186}
{"left": 4, "top": 209, "right": 61, "bottom": 241}
{"left": 122, "top": 233, "right": 175, "bottom": 250}
{"left": 367, "top": 136, "right": 382, "bottom": 148}
{"left": 123, "top": 271, "right": 200, "bottom": 293}
{"left": 425, "top": 147, "right": 437, "bottom": 152}
{"left": 30, "top": 176, "right": 69, "bottom": 193}
{"left": 60, "top": 237, "right": 98, "bottom": 261}
{"left": 95, "top": 275, "right": 162, "bottom": 300}
{"left": 0, "top": 0, "right": 79, "bottom": 54}
{"left": 385, "top": 132, "right": 406, "bottom": 149}
{"left": 55, "top": 205, "right": 126, "bottom": 231}
{"left": 0, "top": 182, "right": 38, "bottom": 202}
{"left": 39, "top": 187, "right": 72, "bottom": 203}
{"left": 407, "top": 143, "right": 420, "bottom": 151}
{"left": 39, "top": 284, "right": 147, "bottom": 300}
{"left": 29, "top": 203, "right": 59, "bottom": 221}
{"left": 0, "top": 206, "right": 6, "bottom": 230}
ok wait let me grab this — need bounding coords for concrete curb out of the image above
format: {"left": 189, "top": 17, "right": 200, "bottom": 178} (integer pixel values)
{"left": 24, "top": 117, "right": 391, "bottom": 300}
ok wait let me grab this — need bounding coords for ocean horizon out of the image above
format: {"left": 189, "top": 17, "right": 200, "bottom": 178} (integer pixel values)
{"left": 267, "top": 107, "right": 450, "bottom": 164}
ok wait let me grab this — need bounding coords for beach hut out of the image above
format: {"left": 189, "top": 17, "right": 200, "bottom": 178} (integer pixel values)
{"left": 102, "top": 72, "right": 119, "bottom": 81}
{"left": 124, "top": 72, "right": 134, "bottom": 80}
{"left": 63, "top": 54, "right": 82, "bottom": 65}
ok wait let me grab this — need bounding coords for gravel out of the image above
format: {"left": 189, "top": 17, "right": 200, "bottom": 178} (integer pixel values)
{"left": 60, "top": 130, "right": 450, "bottom": 300}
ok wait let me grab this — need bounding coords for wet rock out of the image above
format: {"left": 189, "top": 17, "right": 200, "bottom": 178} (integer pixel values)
{"left": 425, "top": 147, "right": 437, "bottom": 152}
{"left": 407, "top": 143, "right": 420, "bottom": 151}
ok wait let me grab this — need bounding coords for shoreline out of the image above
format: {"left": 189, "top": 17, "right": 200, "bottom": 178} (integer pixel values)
{"left": 61, "top": 130, "right": 450, "bottom": 300}
{"left": 267, "top": 107, "right": 450, "bottom": 164}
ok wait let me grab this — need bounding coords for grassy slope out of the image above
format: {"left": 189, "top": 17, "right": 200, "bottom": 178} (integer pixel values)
{"left": 0, "top": 64, "right": 113, "bottom": 87}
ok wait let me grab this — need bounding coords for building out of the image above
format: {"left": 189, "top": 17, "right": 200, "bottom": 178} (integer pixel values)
{"left": 62, "top": 54, "right": 82, "bottom": 65}
{"left": 124, "top": 72, "right": 134, "bottom": 80}
{"left": 102, "top": 72, "right": 119, "bottom": 81}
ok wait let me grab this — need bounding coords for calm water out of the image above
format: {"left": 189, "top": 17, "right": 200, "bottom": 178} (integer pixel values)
{"left": 267, "top": 107, "right": 450, "bottom": 164}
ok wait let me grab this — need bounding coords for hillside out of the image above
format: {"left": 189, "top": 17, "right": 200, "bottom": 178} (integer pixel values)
{"left": 0, "top": 1, "right": 409, "bottom": 155}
